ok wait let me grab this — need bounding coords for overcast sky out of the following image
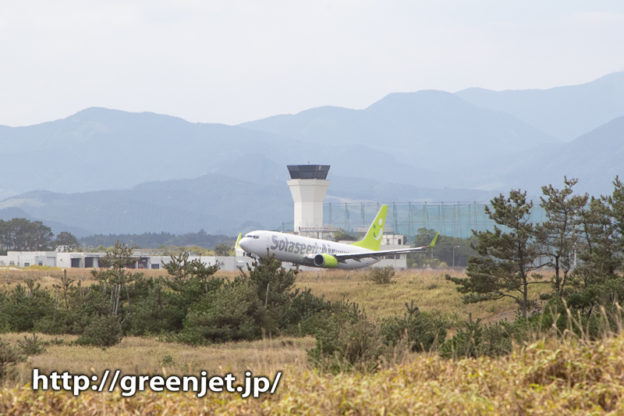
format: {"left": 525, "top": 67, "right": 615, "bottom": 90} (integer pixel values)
{"left": 1, "top": 0, "right": 623, "bottom": 126}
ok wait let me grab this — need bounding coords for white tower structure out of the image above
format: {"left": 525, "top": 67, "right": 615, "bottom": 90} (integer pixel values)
{"left": 287, "top": 165, "right": 330, "bottom": 235}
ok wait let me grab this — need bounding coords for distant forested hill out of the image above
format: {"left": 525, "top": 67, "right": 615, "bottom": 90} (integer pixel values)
{"left": 79, "top": 230, "right": 234, "bottom": 249}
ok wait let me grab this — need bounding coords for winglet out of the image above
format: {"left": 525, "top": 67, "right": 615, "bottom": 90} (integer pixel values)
{"left": 429, "top": 232, "right": 440, "bottom": 248}
{"left": 235, "top": 232, "right": 242, "bottom": 249}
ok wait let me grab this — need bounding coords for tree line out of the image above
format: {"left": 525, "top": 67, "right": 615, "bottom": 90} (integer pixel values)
{"left": 0, "top": 219, "right": 78, "bottom": 252}
{"left": 0, "top": 245, "right": 340, "bottom": 348}
{"left": 447, "top": 176, "right": 624, "bottom": 320}
{"left": 79, "top": 230, "right": 233, "bottom": 250}
{"left": 408, "top": 229, "right": 475, "bottom": 268}
{"left": 0, "top": 221, "right": 235, "bottom": 255}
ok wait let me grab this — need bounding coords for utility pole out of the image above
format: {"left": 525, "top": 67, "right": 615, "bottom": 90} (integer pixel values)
{"left": 452, "top": 245, "right": 460, "bottom": 268}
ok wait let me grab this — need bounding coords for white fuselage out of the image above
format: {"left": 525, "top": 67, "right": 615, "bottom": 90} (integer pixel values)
{"left": 239, "top": 230, "right": 379, "bottom": 269}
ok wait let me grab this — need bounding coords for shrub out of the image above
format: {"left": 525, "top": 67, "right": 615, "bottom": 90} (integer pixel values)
{"left": 284, "top": 289, "right": 332, "bottom": 334}
{"left": 440, "top": 318, "right": 512, "bottom": 359}
{"left": 179, "top": 280, "right": 265, "bottom": 344}
{"left": 17, "top": 333, "right": 46, "bottom": 356}
{"left": 0, "top": 340, "right": 22, "bottom": 381}
{"left": 368, "top": 267, "right": 395, "bottom": 284}
{"left": 540, "top": 294, "right": 624, "bottom": 340}
{"left": 76, "top": 315, "right": 123, "bottom": 347}
{"left": 308, "top": 301, "right": 385, "bottom": 373}
{"left": 124, "top": 278, "right": 188, "bottom": 336}
{"left": 1, "top": 283, "right": 55, "bottom": 332}
{"left": 35, "top": 309, "right": 91, "bottom": 335}
{"left": 161, "top": 354, "right": 174, "bottom": 366}
{"left": 309, "top": 317, "right": 384, "bottom": 373}
{"left": 381, "top": 301, "right": 447, "bottom": 352}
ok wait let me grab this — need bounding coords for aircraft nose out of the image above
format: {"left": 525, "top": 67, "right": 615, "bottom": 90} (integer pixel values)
{"left": 239, "top": 237, "right": 250, "bottom": 252}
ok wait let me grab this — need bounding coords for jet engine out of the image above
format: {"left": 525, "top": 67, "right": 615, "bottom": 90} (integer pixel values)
{"left": 313, "top": 253, "right": 338, "bottom": 268}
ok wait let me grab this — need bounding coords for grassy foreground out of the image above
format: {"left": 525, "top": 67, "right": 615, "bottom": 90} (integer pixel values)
{"left": 4, "top": 333, "right": 312, "bottom": 384}
{"left": 295, "top": 269, "right": 550, "bottom": 321}
{"left": 2, "top": 334, "right": 623, "bottom": 415}
{"left": 0, "top": 266, "right": 548, "bottom": 321}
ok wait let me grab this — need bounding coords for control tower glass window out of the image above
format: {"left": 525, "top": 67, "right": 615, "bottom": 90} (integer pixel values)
{"left": 287, "top": 165, "right": 330, "bottom": 180}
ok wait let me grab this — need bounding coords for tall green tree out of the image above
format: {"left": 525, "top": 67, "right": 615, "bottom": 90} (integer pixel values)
{"left": 536, "top": 177, "right": 588, "bottom": 298}
{"left": 53, "top": 231, "right": 79, "bottom": 250}
{"left": 607, "top": 176, "right": 624, "bottom": 254}
{"left": 408, "top": 228, "right": 475, "bottom": 268}
{"left": 0, "top": 218, "right": 53, "bottom": 251}
{"left": 447, "top": 190, "right": 543, "bottom": 318}
{"left": 213, "top": 243, "right": 232, "bottom": 256}
{"left": 558, "top": 177, "right": 624, "bottom": 317}
{"left": 573, "top": 197, "right": 620, "bottom": 288}
{"left": 92, "top": 241, "right": 141, "bottom": 318}
{"left": 164, "top": 251, "right": 194, "bottom": 281}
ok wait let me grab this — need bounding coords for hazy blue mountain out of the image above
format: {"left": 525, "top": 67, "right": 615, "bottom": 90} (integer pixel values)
{"left": 504, "top": 116, "right": 624, "bottom": 195}
{"left": 209, "top": 147, "right": 442, "bottom": 188}
{"left": 0, "top": 174, "right": 288, "bottom": 236}
{"left": 0, "top": 108, "right": 299, "bottom": 196}
{"left": 457, "top": 72, "right": 624, "bottom": 141}
{"left": 1, "top": 72, "right": 622, "bottom": 237}
{"left": 241, "top": 90, "right": 558, "bottom": 178}
{"left": 0, "top": 107, "right": 445, "bottom": 196}
{"left": 0, "top": 173, "right": 493, "bottom": 236}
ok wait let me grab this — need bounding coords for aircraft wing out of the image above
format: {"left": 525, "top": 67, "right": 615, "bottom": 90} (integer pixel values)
{"left": 334, "top": 232, "right": 439, "bottom": 261}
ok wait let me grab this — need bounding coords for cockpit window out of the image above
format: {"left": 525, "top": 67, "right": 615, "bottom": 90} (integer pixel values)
{"left": 244, "top": 234, "right": 260, "bottom": 239}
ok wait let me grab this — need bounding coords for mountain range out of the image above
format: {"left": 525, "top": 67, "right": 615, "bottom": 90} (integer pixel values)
{"left": 0, "top": 72, "right": 623, "bottom": 236}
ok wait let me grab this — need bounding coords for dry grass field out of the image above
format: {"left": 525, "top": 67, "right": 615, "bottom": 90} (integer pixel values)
{"left": 0, "top": 266, "right": 179, "bottom": 289}
{"left": 0, "top": 265, "right": 551, "bottom": 321}
{"left": 0, "top": 333, "right": 313, "bottom": 386}
{"left": 294, "top": 268, "right": 552, "bottom": 321}
{"left": 1, "top": 334, "right": 623, "bottom": 415}
{"left": 1, "top": 265, "right": 603, "bottom": 415}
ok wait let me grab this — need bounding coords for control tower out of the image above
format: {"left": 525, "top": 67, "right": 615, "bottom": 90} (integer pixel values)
{"left": 287, "top": 165, "right": 330, "bottom": 235}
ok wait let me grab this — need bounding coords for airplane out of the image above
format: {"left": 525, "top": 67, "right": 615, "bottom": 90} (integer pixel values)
{"left": 237, "top": 204, "right": 439, "bottom": 269}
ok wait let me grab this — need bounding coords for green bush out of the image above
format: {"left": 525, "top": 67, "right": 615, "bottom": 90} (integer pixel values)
{"left": 381, "top": 301, "right": 447, "bottom": 352}
{"left": 1, "top": 283, "right": 55, "bottom": 332}
{"left": 161, "top": 354, "right": 174, "bottom": 366}
{"left": 124, "top": 278, "right": 188, "bottom": 336}
{"left": 179, "top": 280, "right": 265, "bottom": 344}
{"left": 35, "top": 308, "right": 91, "bottom": 335}
{"left": 308, "top": 301, "right": 385, "bottom": 373}
{"left": 540, "top": 293, "right": 624, "bottom": 340}
{"left": 282, "top": 289, "right": 331, "bottom": 335}
{"left": 0, "top": 340, "right": 22, "bottom": 381}
{"left": 17, "top": 333, "right": 46, "bottom": 356}
{"left": 440, "top": 318, "right": 512, "bottom": 359}
{"left": 368, "top": 267, "right": 395, "bottom": 284}
{"left": 76, "top": 315, "right": 123, "bottom": 347}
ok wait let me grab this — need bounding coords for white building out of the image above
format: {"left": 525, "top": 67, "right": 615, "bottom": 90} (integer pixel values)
{"left": 0, "top": 251, "right": 252, "bottom": 271}
{"left": 375, "top": 233, "right": 408, "bottom": 269}
{"left": 0, "top": 251, "right": 57, "bottom": 267}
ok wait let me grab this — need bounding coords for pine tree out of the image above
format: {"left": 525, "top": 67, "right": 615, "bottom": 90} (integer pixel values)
{"left": 447, "top": 190, "right": 543, "bottom": 318}
{"left": 536, "top": 177, "right": 588, "bottom": 298}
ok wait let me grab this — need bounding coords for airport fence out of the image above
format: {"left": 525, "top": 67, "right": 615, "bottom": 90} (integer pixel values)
{"left": 280, "top": 201, "right": 547, "bottom": 240}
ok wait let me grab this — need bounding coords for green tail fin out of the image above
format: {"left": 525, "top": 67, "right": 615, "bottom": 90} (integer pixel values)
{"left": 429, "top": 232, "right": 440, "bottom": 248}
{"left": 351, "top": 204, "right": 388, "bottom": 251}
{"left": 235, "top": 233, "right": 242, "bottom": 249}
